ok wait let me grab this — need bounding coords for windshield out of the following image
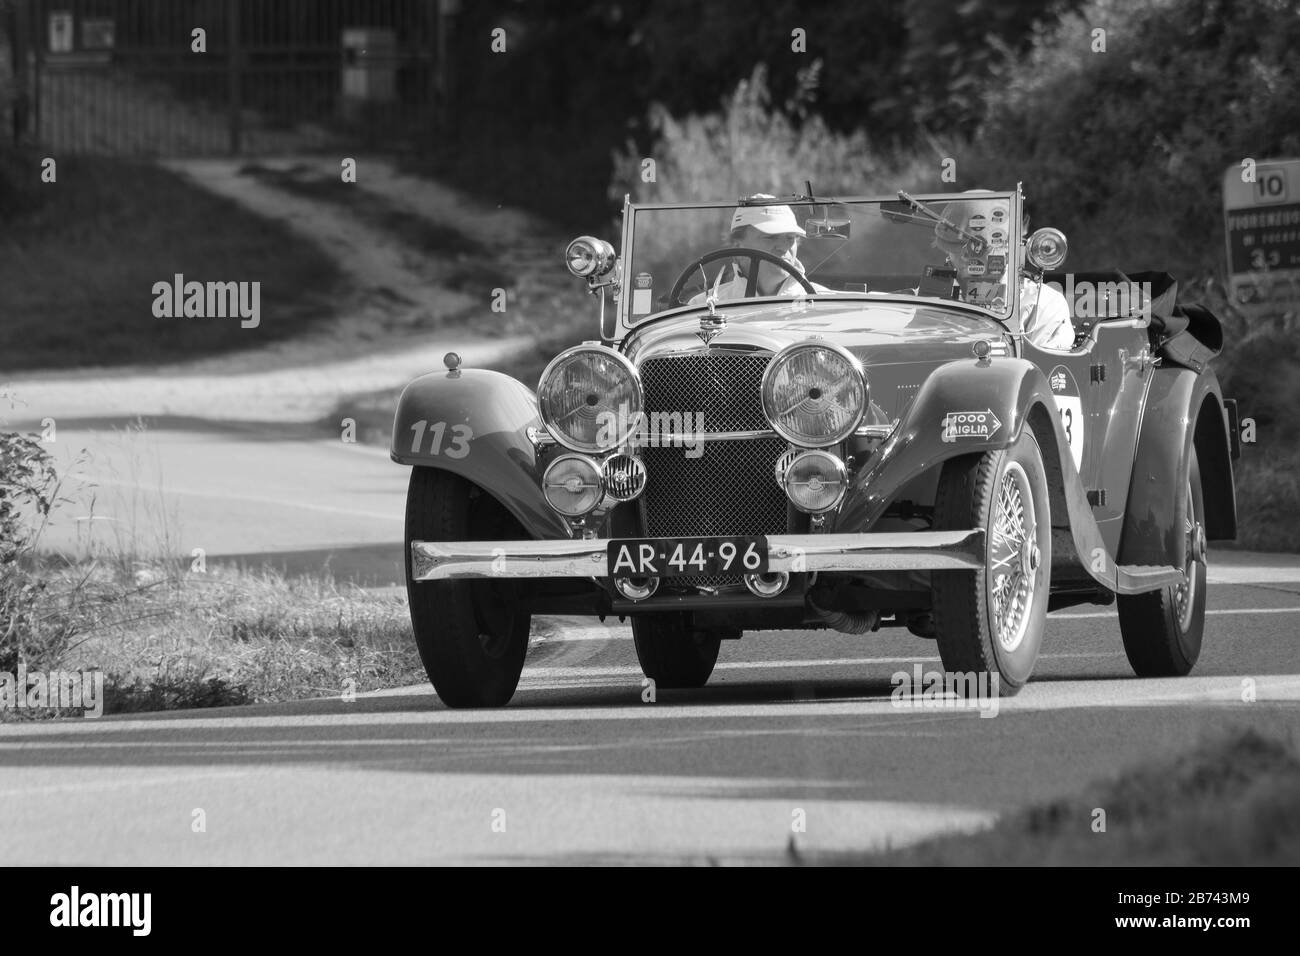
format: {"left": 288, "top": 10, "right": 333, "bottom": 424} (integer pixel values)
{"left": 620, "top": 193, "right": 1021, "bottom": 328}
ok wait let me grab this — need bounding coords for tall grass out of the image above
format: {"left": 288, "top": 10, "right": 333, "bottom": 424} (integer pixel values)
{"left": 0, "top": 410, "right": 419, "bottom": 717}
{"left": 609, "top": 64, "right": 933, "bottom": 258}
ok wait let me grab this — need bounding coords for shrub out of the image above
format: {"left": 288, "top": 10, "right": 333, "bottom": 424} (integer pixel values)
{"left": 963, "top": 0, "right": 1300, "bottom": 287}
{"left": 0, "top": 428, "right": 60, "bottom": 671}
{"left": 610, "top": 62, "right": 931, "bottom": 245}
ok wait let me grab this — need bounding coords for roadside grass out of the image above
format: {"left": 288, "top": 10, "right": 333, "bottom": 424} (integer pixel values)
{"left": 0, "top": 152, "right": 342, "bottom": 374}
{"left": 829, "top": 728, "right": 1300, "bottom": 866}
{"left": 1, "top": 418, "right": 421, "bottom": 718}
{"left": 89, "top": 563, "right": 418, "bottom": 714}
{"left": 1228, "top": 453, "right": 1300, "bottom": 553}
{"left": 4, "top": 558, "right": 420, "bottom": 718}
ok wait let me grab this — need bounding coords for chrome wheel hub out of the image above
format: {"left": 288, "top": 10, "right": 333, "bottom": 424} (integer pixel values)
{"left": 1175, "top": 477, "right": 1204, "bottom": 632}
{"left": 988, "top": 461, "right": 1037, "bottom": 653}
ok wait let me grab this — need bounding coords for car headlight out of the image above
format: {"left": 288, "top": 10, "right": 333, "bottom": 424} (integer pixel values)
{"left": 780, "top": 449, "right": 848, "bottom": 513}
{"left": 537, "top": 345, "right": 643, "bottom": 453}
{"left": 761, "top": 342, "right": 866, "bottom": 447}
{"left": 542, "top": 453, "right": 603, "bottom": 516}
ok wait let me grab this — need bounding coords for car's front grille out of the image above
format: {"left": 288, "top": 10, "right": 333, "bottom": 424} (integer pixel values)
{"left": 640, "top": 437, "right": 789, "bottom": 592}
{"left": 639, "top": 350, "right": 771, "bottom": 433}
{"left": 635, "top": 350, "right": 788, "bottom": 593}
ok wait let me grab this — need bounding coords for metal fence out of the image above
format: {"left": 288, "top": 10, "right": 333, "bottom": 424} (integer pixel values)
{"left": 13, "top": 0, "right": 446, "bottom": 155}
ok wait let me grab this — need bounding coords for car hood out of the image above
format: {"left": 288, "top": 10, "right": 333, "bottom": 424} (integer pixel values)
{"left": 623, "top": 298, "right": 1006, "bottom": 369}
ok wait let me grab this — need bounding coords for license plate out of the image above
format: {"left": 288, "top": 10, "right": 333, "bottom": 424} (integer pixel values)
{"left": 606, "top": 536, "right": 768, "bottom": 577}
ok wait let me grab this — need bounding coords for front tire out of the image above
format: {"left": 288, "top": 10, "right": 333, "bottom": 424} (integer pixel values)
{"left": 931, "top": 429, "right": 1052, "bottom": 695}
{"left": 631, "top": 613, "right": 723, "bottom": 689}
{"left": 405, "top": 468, "right": 530, "bottom": 708}
{"left": 1117, "top": 449, "right": 1207, "bottom": 677}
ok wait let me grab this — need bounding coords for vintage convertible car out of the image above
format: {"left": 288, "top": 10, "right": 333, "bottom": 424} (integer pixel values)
{"left": 392, "top": 187, "right": 1240, "bottom": 707}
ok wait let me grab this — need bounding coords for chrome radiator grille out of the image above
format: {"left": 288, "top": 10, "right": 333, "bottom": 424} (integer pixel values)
{"left": 639, "top": 351, "right": 771, "bottom": 433}
{"left": 640, "top": 437, "right": 790, "bottom": 591}
{"left": 636, "top": 350, "right": 787, "bottom": 592}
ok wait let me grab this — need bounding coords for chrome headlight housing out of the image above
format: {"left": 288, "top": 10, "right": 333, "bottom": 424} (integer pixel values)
{"left": 761, "top": 342, "right": 866, "bottom": 447}
{"left": 565, "top": 236, "right": 617, "bottom": 278}
{"left": 541, "top": 453, "right": 603, "bottom": 517}
{"left": 537, "top": 345, "right": 643, "bottom": 453}
{"left": 780, "top": 449, "right": 848, "bottom": 514}
{"left": 1025, "top": 227, "right": 1068, "bottom": 271}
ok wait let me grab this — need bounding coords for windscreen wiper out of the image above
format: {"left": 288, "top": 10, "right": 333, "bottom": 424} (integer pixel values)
{"left": 897, "top": 190, "right": 987, "bottom": 255}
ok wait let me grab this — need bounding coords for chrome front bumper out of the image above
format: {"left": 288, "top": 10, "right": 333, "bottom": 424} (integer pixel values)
{"left": 410, "top": 530, "right": 985, "bottom": 581}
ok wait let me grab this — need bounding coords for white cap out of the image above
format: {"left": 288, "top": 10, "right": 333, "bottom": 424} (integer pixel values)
{"left": 730, "top": 195, "right": 806, "bottom": 236}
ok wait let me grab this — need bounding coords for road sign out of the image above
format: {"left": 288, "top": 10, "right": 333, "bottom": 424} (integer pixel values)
{"left": 1223, "top": 159, "right": 1300, "bottom": 317}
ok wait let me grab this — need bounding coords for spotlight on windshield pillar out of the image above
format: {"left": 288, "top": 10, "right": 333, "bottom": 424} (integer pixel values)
{"left": 565, "top": 236, "right": 616, "bottom": 278}
{"left": 1026, "top": 228, "right": 1068, "bottom": 271}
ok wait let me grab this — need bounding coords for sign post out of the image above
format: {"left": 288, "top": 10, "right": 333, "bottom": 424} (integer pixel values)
{"left": 1223, "top": 159, "right": 1300, "bottom": 318}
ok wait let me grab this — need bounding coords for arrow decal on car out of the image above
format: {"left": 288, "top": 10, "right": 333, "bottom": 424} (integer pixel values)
{"left": 941, "top": 409, "right": 1003, "bottom": 442}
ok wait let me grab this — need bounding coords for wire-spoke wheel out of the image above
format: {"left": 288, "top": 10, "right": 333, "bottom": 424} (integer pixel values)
{"left": 1117, "top": 448, "right": 1207, "bottom": 677}
{"left": 931, "top": 429, "right": 1051, "bottom": 695}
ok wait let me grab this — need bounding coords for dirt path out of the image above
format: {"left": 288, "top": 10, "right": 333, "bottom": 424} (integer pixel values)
{"left": 4, "top": 157, "right": 578, "bottom": 424}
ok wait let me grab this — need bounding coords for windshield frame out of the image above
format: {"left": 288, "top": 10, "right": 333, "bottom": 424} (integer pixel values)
{"left": 614, "top": 188, "right": 1025, "bottom": 340}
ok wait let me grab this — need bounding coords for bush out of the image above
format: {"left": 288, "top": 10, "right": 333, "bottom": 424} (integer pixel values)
{"left": 963, "top": 0, "right": 1300, "bottom": 286}
{"left": 611, "top": 63, "right": 930, "bottom": 217}
{"left": 0, "top": 427, "right": 60, "bottom": 671}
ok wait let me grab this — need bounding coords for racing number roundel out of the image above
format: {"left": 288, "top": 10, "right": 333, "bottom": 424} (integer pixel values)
{"left": 1049, "top": 365, "right": 1084, "bottom": 471}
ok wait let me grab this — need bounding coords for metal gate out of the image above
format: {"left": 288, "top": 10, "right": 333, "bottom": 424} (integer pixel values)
{"left": 21, "top": 0, "right": 443, "bottom": 155}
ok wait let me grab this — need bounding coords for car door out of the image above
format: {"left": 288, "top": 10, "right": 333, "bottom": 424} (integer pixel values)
{"left": 1024, "top": 319, "right": 1153, "bottom": 556}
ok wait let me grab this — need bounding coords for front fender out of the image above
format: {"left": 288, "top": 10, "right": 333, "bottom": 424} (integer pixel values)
{"left": 835, "top": 357, "right": 1119, "bottom": 584}
{"left": 390, "top": 369, "right": 569, "bottom": 539}
{"left": 836, "top": 358, "right": 1059, "bottom": 532}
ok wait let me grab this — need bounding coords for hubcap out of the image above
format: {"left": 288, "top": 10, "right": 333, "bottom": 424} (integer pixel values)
{"left": 988, "top": 461, "right": 1037, "bottom": 653}
{"left": 1175, "top": 476, "right": 1204, "bottom": 632}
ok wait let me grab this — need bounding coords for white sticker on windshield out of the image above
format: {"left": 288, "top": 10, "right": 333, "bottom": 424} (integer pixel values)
{"left": 631, "top": 272, "right": 653, "bottom": 315}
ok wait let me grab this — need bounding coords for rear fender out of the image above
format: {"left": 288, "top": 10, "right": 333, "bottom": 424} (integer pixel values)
{"left": 1119, "top": 367, "right": 1235, "bottom": 568}
{"left": 390, "top": 369, "right": 569, "bottom": 539}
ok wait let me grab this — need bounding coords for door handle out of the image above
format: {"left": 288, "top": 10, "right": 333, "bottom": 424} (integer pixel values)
{"left": 1119, "top": 347, "right": 1156, "bottom": 375}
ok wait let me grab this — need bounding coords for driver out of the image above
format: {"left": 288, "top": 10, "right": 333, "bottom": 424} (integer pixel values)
{"left": 689, "top": 195, "right": 832, "bottom": 303}
{"left": 933, "top": 193, "right": 1075, "bottom": 351}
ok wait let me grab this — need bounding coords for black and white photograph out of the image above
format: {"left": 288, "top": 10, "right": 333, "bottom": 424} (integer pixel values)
{"left": 0, "top": 0, "right": 1296, "bottom": 896}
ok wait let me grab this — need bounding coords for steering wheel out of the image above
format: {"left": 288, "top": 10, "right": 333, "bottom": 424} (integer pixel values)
{"left": 667, "top": 247, "right": 816, "bottom": 306}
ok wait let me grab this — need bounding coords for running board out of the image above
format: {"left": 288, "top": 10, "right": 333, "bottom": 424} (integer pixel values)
{"left": 1113, "top": 563, "right": 1185, "bottom": 594}
{"left": 1053, "top": 448, "right": 1187, "bottom": 596}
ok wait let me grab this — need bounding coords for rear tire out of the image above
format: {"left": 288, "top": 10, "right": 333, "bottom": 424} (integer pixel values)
{"left": 405, "top": 468, "right": 530, "bottom": 708}
{"left": 1117, "top": 449, "right": 1207, "bottom": 677}
{"left": 631, "top": 613, "right": 722, "bottom": 689}
{"left": 931, "top": 429, "right": 1052, "bottom": 695}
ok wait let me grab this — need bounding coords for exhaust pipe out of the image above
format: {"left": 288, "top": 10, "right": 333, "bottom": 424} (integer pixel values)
{"left": 744, "top": 571, "right": 790, "bottom": 598}
{"left": 808, "top": 593, "right": 880, "bottom": 634}
{"left": 615, "top": 576, "right": 659, "bottom": 602}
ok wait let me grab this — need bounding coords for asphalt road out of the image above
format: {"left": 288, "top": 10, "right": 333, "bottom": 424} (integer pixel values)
{"left": 1, "top": 418, "right": 1298, "bottom": 863}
